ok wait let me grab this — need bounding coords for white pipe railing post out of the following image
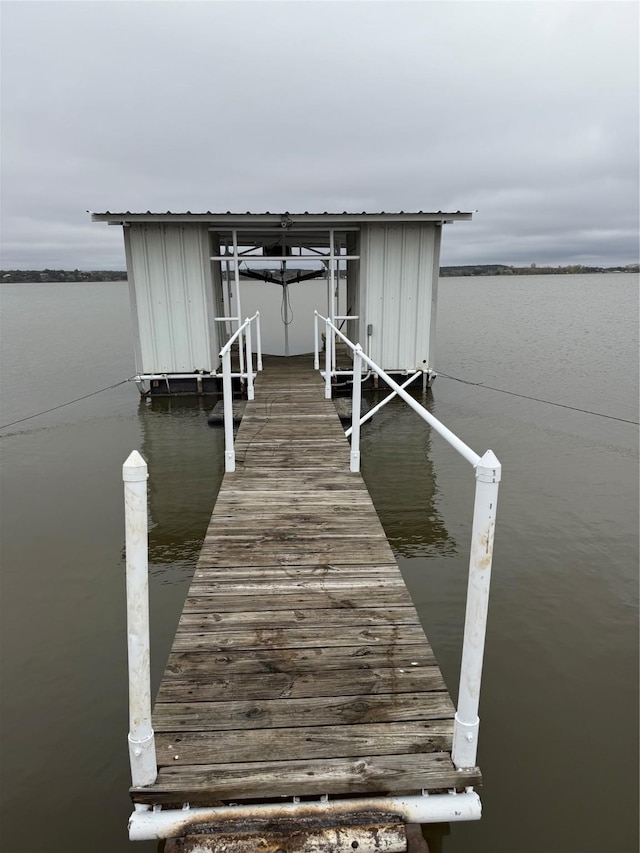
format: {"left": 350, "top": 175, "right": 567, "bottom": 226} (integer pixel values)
{"left": 314, "top": 312, "right": 320, "bottom": 370}
{"left": 329, "top": 230, "right": 337, "bottom": 372}
{"left": 324, "top": 317, "right": 332, "bottom": 399}
{"left": 222, "top": 348, "right": 235, "bottom": 472}
{"left": 350, "top": 345, "right": 362, "bottom": 472}
{"left": 122, "top": 450, "right": 157, "bottom": 788}
{"left": 244, "top": 316, "right": 254, "bottom": 401}
{"left": 452, "top": 449, "right": 502, "bottom": 769}
{"left": 255, "top": 311, "right": 263, "bottom": 371}
{"left": 232, "top": 229, "right": 245, "bottom": 380}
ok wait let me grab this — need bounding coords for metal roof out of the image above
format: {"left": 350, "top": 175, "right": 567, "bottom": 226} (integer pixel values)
{"left": 90, "top": 210, "right": 473, "bottom": 225}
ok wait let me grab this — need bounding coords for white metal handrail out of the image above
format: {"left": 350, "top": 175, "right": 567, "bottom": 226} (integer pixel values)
{"left": 316, "top": 313, "right": 501, "bottom": 772}
{"left": 220, "top": 311, "right": 262, "bottom": 473}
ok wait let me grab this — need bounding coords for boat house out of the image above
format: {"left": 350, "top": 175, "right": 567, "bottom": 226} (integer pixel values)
{"left": 91, "top": 210, "right": 472, "bottom": 393}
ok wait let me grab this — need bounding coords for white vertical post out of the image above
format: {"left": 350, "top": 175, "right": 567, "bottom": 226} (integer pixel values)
{"left": 314, "top": 312, "right": 320, "bottom": 370}
{"left": 324, "top": 317, "right": 332, "bottom": 399}
{"left": 283, "top": 282, "right": 290, "bottom": 357}
{"left": 255, "top": 311, "right": 263, "bottom": 371}
{"left": 222, "top": 348, "right": 235, "bottom": 472}
{"left": 326, "top": 260, "right": 331, "bottom": 315}
{"left": 329, "top": 229, "right": 336, "bottom": 371}
{"left": 122, "top": 450, "right": 157, "bottom": 788}
{"left": 244, "top": 317, "right": 254, "bottom": 401}
{"left": 225, "top": 253, "right": 233, "bottom": 340}
{"left": 452, "top": 449, "right": 501, "bottom": 769}
{"left": 232, "top": 229, "right": 245, "bottom": 379}
{"left": 350, "top": 345, "right": 362, "bottom": 472}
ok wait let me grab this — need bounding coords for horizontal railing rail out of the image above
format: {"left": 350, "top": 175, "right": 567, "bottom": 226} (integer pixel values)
{"left": 315, "top": 312, "right": 501, "bottom": 771}
{"left": 220, "top": 312, "right": 262, "bottom": 473}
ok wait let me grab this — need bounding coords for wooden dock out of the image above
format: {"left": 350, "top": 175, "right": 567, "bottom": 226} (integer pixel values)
{"left": 131, "top": 356, "right": 480, "bottom": 820}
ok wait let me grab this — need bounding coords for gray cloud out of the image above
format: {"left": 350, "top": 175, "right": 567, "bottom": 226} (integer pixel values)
{"left": 1, "top": 0, "right": 638, "bottom": 269}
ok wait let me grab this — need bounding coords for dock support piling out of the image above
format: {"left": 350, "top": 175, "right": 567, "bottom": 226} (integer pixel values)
{"left": 452, "top": 449, "right": 501, "bottom": 769}
{"left": 123, "top": 450, "right": 157, "bottom": 788}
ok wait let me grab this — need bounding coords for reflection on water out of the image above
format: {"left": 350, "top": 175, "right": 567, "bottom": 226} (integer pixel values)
{"left": 137, "top": 387, "right": 455, "bottom": 567}
{"left": 360, "top": 388, "right": 456, "bottom": 559}
{"left": 137, "top": 396, "right": 225, "bottom": 584}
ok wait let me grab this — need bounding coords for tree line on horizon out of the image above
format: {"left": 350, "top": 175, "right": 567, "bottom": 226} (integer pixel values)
{"left": 439, "top": 262, "right": 639, "bottom": 276}
{"left": 2, "top": 262, "right": 638, "bottom": 283}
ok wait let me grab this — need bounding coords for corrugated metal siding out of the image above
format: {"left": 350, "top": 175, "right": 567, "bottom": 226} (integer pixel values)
{"left": 362, "top": 224, "right": 438, "bottom": 372}
{"left": 127, "top": 224, "right": 218, "bottom": 373}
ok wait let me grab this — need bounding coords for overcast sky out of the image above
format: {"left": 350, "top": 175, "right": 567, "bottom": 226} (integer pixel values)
{"left": 1, "top": 0, "right": 638, "bottom": 269}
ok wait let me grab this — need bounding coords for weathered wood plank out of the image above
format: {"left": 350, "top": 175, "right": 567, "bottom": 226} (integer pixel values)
{"left": 185, "top": 577, "right": 405, "bottom": 594}
{"left": 191, "top": 564, "right": 400, "bottom": 582}
{"left": 203, "top": 529, "right": 389, "bottom": 541}
{"left": 214, "top": 487, "right": 371, "bottom": 497}
{"left": 233, "top": 461, "right": 350, "bottom": 472}
{"left": 211, "top": 501, "right": 374, "bottom": 512}
{"left": 184, "top": 588, "right": 415, "bottom": 611}
{"left": 171, "top": 624, "right": 428, "bottom": 652}
{"left": 185, "top": 585, "right": 407, "bottom": 608}
{"left": 132, "top": 752, "right": 481, "bottom": 803}
{"left": 177, "top": 606, "right": 419, "bottom": 630}
{"left": 206, "top": 513, "right": 387, "bottom": 526}
{"left": 163, "top": 645, "right": 437, "bottom": 678}
{"left": 154, "top": 721, "right": 453, "bottom": 764}
{"left": 196, "top": 543, "right": 397, "bottom": 567}
{"left": 156, "top": 665, "right": 446, "bottom": 703}
{"left": 152, "top": 692, "right": 455, "bottom": 731}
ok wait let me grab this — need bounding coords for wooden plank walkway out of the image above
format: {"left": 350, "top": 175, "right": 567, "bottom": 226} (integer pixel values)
{"left": 131, "top": 355, "right": 481, "bottom": 807}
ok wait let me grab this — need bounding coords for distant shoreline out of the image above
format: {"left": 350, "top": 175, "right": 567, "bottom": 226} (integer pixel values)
{"left": 1, "top": 263, "right": 638, "bottom": 283}
{"left": 439, "top": 263, "right": 638, "bottom": 276}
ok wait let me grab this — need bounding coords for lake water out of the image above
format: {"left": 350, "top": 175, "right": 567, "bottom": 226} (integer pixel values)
{"left": 0, "top": 274, "right": 637, "bottom": 853}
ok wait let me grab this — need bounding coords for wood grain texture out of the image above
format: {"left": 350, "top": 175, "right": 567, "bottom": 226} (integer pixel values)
{"left": 176, "top": 606, "right": 419, "bottom": 630}
{"left": 184, "top": 588, "right": 415, "bottom": 612}
{"left": 132, "top": 752, "right": 481, "bottom": 802}
{"left": 154, "top": 721, "right": 454, "bottom": 764}
{"left": 163, "top": 645, "right": 437, "bottom": 678}
{"left": 156, "top": 665, "right": 446, "bottom": 703}
{"left": 191, "top": 564, "right": 401, "bottom": 582}
{"left": 170, "top": 625, "right": 429, "bottom": 653}
{"left": 152, "top": 692, "right": 455, "bottom": 732}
